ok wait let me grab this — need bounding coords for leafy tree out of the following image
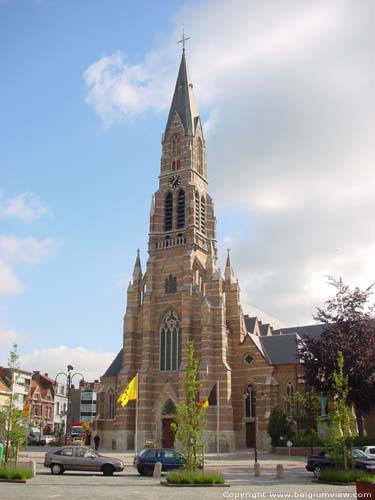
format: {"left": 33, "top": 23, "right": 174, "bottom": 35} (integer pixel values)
{"left": 172, "top": 342, "right": 207, "bottom": 470}
{"left": 299, "top": 277, "right": 375, "bottom": 435}
{"left": 0, "top": 344, "right": 27, "bottom": 464}
{"left": 284, "top": 389, "right": 320, "bottom": 438}
{"left": 267, "top": 405, "right": 294, "bottom": 447}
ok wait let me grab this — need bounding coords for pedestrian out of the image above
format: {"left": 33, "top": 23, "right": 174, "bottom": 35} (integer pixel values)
{"left": 94, "top": 434, "right": 100, "bottom": 451}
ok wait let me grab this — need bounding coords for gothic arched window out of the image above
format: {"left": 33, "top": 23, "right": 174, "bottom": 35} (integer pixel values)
{"left": 245, "top": 384, "right": 256, "bottom": 418}
{"left": 164, "top": 192, "right": 173, "bottom": 232}
{"left": 197, "top": 138, "right": 203, "bottom": 175}
{"left": 200, "top": 196, "right": 206, "bottom": 234}
{"left": 108, "top": 390, "right": 115, "bottom": 419}
{"left": 165, "top": 274, "right": 177, "bottom": 294}
{"left": 177, "top": 190, "right": 185, "bottom": 229}
{"left": 171, "top": 134, "right": 181, "bottom": 171}
{"left": 286, "top": 382, "right": 294, "bottom": 416}
{"left": 160, "top": 310, "right": 181, "bottom": 371}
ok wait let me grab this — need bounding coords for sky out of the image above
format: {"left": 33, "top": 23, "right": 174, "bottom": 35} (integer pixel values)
{"left": 1, "top": 0, "right": 374, "bottom": 382}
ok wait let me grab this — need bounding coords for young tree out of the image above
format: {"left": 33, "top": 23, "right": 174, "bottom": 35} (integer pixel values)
{"left": 299, "top": 277, "right": 375, "bottom": 435}
{"left": 172, "top": 342, "right": 207, "bottom": 470}
{"left": 0, "top": 344, "right": 28, "bottom": 464}
{"left": 326, "top": 352, "right": 357, "bottom": 471}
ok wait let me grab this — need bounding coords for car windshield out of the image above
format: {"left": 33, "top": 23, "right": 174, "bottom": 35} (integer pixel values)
{"left": 352, "top": 449, "right": 369, "bottom": 459}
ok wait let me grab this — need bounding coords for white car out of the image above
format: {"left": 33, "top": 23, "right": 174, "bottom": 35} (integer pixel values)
{"left": 361, "top": 446, "right": 375, "bottom": 458}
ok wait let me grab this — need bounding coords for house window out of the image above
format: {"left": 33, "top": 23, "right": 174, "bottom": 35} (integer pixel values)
{"left": 245, "top": 385, "right": 256, "bottom": 418}
{"left": 165, "top": 275, "right": 177, "bottom": 294}
{"left": 164, "top": 192, "right": 173, "bottom": 231}
{"left": 177, "top": 190, "right": 185, "bottom": 229}
{"left": 160, "top": 310, "right": 181, "bottom": 371}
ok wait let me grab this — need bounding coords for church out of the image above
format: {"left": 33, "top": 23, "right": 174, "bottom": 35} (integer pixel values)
{"left": 95, "top": 49, "right": 324, "bottom": 452}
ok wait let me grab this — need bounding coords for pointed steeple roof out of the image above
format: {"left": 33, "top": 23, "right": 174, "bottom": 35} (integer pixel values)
{"left": 132, "top": 249, "right": 142, "bottom": 282}
{"left": 225, "top": 249, "right": 234, "bottom": 282}
{"left": 165, "top": 51, "right": 199, "bottom": 136}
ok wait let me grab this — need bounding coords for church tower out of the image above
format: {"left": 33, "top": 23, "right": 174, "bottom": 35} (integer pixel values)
{"left": 97, "top": 47, "right": 271, "bottom": 453}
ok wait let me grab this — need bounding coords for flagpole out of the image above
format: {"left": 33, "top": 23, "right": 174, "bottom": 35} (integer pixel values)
{"left": 135, "top": 373, "right": 138, "bottom": 454}
{"left": 216, "top": 379, "right": 220, "bottom": 455}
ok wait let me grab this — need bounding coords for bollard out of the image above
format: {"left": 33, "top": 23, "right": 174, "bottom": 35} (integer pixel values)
{"left": 254, "top": 462, "right": 261, "bottom": 476}
{"left": 276, "top": 464, "right": 284, "bottom": 479}
{"left": 29, "top": 460, "right": 36, "bottom": 477}
{"left": 153, "top": 461, "right": 162, "bottom": 478}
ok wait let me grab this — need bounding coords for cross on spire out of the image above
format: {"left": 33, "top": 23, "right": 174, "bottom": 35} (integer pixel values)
{"left": 178, "top": 28, "right": 190, "bottom": 52}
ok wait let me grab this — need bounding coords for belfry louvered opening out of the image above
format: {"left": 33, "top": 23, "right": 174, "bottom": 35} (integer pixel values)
{"left": 164, "top": 192, "right": 173, "bottom": 231}
{"left": 177, "top": 190, "right": 185, "bottom": 229}
{"left": 200, "top": 196, "right": 206, "bottom": 234}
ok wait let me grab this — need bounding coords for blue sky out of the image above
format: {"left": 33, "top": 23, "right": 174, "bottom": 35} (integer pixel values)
{"left": 1, "top": 0, "right": 374, "bottom": 381}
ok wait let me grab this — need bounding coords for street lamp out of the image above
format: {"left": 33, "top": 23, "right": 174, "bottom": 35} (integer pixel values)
{"left": 55, "top": 365, "right": 84, "bottom": 445}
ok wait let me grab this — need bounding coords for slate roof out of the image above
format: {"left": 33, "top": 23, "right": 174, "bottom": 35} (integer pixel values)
{"left": 259, "top": 333, "right": 302, "bottom": 365}
{"left": 103, "top": 349, "right": 123, "bottom": 377}
{"left": 165, "top": 51, "right": 199, "bottom": 136}
{"left": 273, "top": 323, "right": 325, "bottom": 339}
{"left": 244, "top": 315, "right": 257, "bottom": 333}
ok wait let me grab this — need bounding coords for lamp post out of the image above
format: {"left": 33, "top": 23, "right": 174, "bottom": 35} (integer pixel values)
{"left": 55, "top": 365, "right": 84, "bottom": 445}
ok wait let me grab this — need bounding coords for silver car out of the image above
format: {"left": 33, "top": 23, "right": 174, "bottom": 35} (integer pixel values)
{"left": 44, "top": 446, "right": 124, "bottom": 475}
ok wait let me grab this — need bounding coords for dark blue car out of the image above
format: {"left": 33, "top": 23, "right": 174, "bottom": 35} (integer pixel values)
{"left": 133, "top": 448, "right": 187, "bottom": 476}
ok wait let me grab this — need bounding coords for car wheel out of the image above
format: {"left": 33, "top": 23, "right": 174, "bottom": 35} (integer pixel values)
{"left": 102, "top": 464, "right": 114, "bottom": 476}
{"left": 137, "top": 466, "right": 144, "bottom": 476}
{"left": 313, "top": 465, "right": 321, "bottom": 478}
{"left": 143, "top": 466, "right": 153, "bottom": 477}
{"left": 51, "top": 464, "right": 64, "bottom": 475}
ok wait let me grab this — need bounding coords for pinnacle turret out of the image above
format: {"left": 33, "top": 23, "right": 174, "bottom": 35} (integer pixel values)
{"left": 225, "top": 249, "right": 234, "bottom": 283}
{"left": 132, "top": 249, "right": 142, "bottom": 282}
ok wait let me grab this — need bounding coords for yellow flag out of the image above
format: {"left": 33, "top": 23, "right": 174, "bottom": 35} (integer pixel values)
{"left": 117, "top": 375, "right": 137, "bottom": 407}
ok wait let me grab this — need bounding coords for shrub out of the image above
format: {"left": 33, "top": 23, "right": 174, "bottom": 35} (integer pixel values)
{"left": 0, "top": 467, "right": 33, "bottom": 480}
{"left": 356, "top": 474, "right": 375, "bottom": 484}
{"left": 267, "top": 405, "right": 294, "bottom": 447}
{"left": 319, "top": 469, "right": 373, "bottom": 484}
{"left": 166, "top": 470, "right": 225, "bottom": 485}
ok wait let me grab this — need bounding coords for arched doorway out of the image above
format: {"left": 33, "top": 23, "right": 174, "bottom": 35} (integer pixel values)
{"left": 162, "top": 399, "right": 176, "bottom": 448}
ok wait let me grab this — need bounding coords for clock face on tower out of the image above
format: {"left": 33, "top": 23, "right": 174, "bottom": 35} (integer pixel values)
{"left": 168, "top": 175, "right": 181, "bottom": 190}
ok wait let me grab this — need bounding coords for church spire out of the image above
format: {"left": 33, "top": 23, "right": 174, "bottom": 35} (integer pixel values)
{"left": 132, "top": 248, "right": 142, "bottom": 282}
{"left": 165, "top": 49, "right": 199, "bottom": 136}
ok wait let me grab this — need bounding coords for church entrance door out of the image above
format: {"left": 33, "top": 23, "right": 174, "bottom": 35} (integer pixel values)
{"left": 246, "top": 421, "right": 256, "bottom": 448}
{"left": 162, "top": 418, "right": 175, "bottom": 448}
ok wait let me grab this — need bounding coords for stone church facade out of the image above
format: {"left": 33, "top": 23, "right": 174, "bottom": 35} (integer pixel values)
{"left": 95, "top": 51, "right": 372, "bottom": 452}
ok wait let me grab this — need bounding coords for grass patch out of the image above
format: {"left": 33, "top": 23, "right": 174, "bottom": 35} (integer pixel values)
{"left": 0, "top": 467, "right": 33, "bottom": 480}
{"left": 166, "top": 470, "right": 225, "bottom": 485}
{"left": 319, "top": 469, "right": 374, "bottom": 483}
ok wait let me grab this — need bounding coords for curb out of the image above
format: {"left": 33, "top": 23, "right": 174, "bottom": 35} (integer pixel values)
{"left": 160, "top": 480, "right": 230, "bottom": 487}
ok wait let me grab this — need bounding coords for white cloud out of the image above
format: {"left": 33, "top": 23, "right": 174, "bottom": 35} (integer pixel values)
{"left": 18, "top": 346, "right": 116, "bottom": 383}
{"left": 0, "top": 235, "right": 54, "bottom": 265}
{"left": 0, "top": 260, "right": 24, "bottom": 296}
{"left": 0, "top": 324, "right": 30, "bottom": 350}
{"left": 0, "top": 192, "right": 50, "bottom": 221}
{"left": 84, "top": 0, "right": 375, "bottom": 325}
